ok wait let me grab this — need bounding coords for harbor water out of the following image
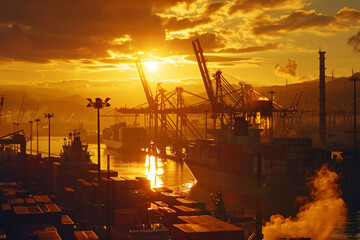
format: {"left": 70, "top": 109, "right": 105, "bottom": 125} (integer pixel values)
{"left": 29, "top": 136, "right": 360, "bottom": 239}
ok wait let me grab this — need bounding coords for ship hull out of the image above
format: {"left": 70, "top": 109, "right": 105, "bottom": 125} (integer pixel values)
{"left": 103, "top": 124, "right": 148, "bottom": 152}
{"left": 186, "top": 158, "right": 306, "bottom": 218}
{"left": 103, "top": 139, "right": 124, "bottom": 150}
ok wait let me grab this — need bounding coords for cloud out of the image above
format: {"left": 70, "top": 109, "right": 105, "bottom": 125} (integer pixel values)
{"left": 204, "top": 2, "right": 228, "bottom": 15}
{"left": 228, "top": 0, "right": 306, "bottom": 14}
{"left": 186, "top": 55, "right": 252, "bottom": 62}
{"left": 336, "top": 7, "right": 360, "bottom": 22}
{"left": 275, "top": 59, "right": 298, "bottom": 78}
{"left": 252, "top": 10, "right": 334, "bottom": 36}
{"left": 347, "top": 30, "right": 360, "bottom": 53}
{"left": 163, "top": 16, "right": 212, "bottom": 31}
{"left": 217, "top": 43, "right": 278, "bottom": 53}
{"left": 252, "top": 8, "right": 360, "bottom": 36}
{"left": 162, "top": 32, "right": 225, "bottom": 55}
{"left": 0, "top": 0, "right": 201, "bottom": 63}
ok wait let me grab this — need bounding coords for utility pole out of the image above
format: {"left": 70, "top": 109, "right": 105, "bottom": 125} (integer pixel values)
{"left": 29, "top": 120, "right": 33, "bottom": 155}
{"left": 35, "top": 118, "right": 40, "bottom": 155}
{"left": 44, "top": 113, "right": 54, "bottom": 194}
{"left": 87, "top": 97, "right": 111, "bottom": 213}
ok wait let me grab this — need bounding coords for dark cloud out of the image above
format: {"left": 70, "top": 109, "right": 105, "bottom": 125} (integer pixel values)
{"left": 217, "top": 43, "right": 278, "bottom": 53}
{"left": 229, "top": 0, "right": 304, "bottom": 14}
{"left": 186, "top": 55, "right": 251, "bottom": 62}
{"left": 164, "top": 16, "right": 212, "bottom": 31}
{"left": 336, "top": 7, "right": 360, "bottom": 22}
{"left": 162, "top": 32, "right": 225, "bottom": 55}
{"left": 251, "top": 8, "right": 360, "bottom": 36}
{"left": 252, "top": 10, "right": 333, "bottom": 35}
{"left": 205, "top": 2, "right": 228, "bottom": 15}
{"left": 0, "top": 0, "right": 198, "bottom": 63}
{"left": 274, "top": 59, "right": 298, "bottom": 77}
{"left": 347, "top": 30, "right": 360, "bottom": 53}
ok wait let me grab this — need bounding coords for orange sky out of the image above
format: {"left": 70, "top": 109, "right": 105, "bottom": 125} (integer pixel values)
{"left": 1, "top": 0, "right": 360, "bottom": 106}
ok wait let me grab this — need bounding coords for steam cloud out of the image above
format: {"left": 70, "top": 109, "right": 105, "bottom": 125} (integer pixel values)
{"left": 348, "top": 30, "right": 360, "bottom": 53}
{"left": 274, "top": 59, "right": 298, "bottom": 78}
{"left": 263, "top": 164, "right": 346, "bottom": 240}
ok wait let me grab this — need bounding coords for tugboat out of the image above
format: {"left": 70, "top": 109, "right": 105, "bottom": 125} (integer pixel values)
{"left": 60, "top": 131, "right": 91, "bottom": 163}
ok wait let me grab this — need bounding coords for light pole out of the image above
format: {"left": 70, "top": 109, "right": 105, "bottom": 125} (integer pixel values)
{"left": 87, "top": 98, "right": 111, "bottom": 200}
{"left": 44, "top": 114, "right": 54, "bottom": 160}
{"left": 44, "top": 113, "right": 54, "bottom": 194}
{"left": 106, "top": 153, "right": 111, "bottom": 240}
{"left": 29, "top": 120, "right": 33, "bottom": 155}
{"left": 35, "top": 118, "right": 40, "bottom": 155}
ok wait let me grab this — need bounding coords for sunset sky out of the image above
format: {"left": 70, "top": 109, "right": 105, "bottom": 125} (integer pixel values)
{"left": 1, "top": 0, "right": 360, "bottom": 105}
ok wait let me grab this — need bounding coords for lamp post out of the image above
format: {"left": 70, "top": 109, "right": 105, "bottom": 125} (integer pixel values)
{"left": 87, "top": 98, "right": 111, "bottom": 200}
{"left": 44, "top": 114, "right": 54, "bottom": 160}
{"left": 44, "top": 113, "right": 54, "bottom": 194}
{"left": 35, "top": 118, "right": 40, "bottom": 155}
{"left": 29, "top": 120, "right": 33, "bottom": 155}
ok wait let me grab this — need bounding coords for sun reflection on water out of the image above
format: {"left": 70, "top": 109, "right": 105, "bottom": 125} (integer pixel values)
{"left": 144, "top": 155, "right": 164, "bottom": 189}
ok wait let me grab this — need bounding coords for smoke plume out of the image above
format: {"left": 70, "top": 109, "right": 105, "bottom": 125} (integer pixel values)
{"left": 348, "top": 30, "right": 360, "bottom": 53}
{"left": 274, "top": 59, "right": 298, "bottom": 78}
{"left": 263, "top": 164, "right": 346, "bottom": 240}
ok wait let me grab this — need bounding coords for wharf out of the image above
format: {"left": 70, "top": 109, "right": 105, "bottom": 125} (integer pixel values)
{"left": 0, "top": 150, "right": 251, "bottom": 240}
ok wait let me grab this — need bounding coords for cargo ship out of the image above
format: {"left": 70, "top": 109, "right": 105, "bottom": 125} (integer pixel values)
{"left": 185, "top": 117, "right": 325, "bottom": 216}
{"left": 102, "top": 122, "right": 148, "bottom": 151}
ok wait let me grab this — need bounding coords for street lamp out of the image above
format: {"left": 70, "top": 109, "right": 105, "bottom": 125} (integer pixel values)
{"left": 34, "top": 118, "right": 40, "bottom": 155}
{"left": 44, "top": 113, "right": 54, "bottom": 160}
{"left": 87, "top": 98, "right": 110, "bottom": 197}
{"left": 44, "top": 113, "right": 54, "bottom": 194}
{"left": 29, "top": 121, "right": 33, "bottom": 155}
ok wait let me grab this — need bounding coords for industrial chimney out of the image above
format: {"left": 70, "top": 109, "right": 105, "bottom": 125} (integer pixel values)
{"left": 319, "top": 50, "right": 326, "bottom": 148}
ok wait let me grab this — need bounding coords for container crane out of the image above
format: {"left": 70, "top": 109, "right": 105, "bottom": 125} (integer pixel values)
{"left": 135, "top": 58, "right": 156, "bottom": 110}
{"left": 192, "top": 39, "right": 218, "bottom": 114}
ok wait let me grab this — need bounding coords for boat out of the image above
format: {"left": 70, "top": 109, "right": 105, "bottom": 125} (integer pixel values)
{"left": 102, "top": 122, "right": 148, "bottom": 151}
{"left": 60, "top": 131, "right": 91, "bottom": 163}
{"left": 185, "top": 117, "right": 325, "bottom": 217}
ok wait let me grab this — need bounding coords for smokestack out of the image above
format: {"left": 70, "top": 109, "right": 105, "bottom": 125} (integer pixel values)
{"left": 319, "top": 50, "right": 326, "bottom": 148}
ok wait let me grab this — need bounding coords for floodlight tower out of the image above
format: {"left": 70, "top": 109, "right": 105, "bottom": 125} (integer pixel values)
{"left": 86, "top": 98, "right": 111, "bottom": 195}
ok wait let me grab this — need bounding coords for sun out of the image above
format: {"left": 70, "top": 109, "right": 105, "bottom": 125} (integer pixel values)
{"left": 144, "top": 61, "right": 158, "bottom": 72}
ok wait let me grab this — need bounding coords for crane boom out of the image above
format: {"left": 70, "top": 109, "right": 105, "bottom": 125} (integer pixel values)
{"left": 135, "top": 58, "right": 156, "bottom": 110}
{"left": 192, "top": 38, "right": 218, "bottom": 112}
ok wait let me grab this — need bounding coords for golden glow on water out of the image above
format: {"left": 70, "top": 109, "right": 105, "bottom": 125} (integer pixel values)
{"left": 182, "top": 180, "right": 197, "bottom": 193}
{"left": 144, "top": 155, "right": 164, "bottom": 189}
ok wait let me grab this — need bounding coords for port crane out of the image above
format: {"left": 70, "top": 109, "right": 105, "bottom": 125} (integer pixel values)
{"left": 116, "top": 58, "right": 207, "bottom": 156}
{"left": 192, "top": 38, "right": 277, "bottom": 130}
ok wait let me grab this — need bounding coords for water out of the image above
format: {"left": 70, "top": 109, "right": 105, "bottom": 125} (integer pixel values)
{"left": 27, "top": 136, "right": 360, "bottom": 239}
{"left": 28, "top": 136, "right": 196, "bottom": 193}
